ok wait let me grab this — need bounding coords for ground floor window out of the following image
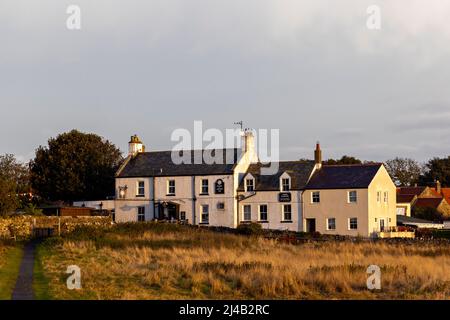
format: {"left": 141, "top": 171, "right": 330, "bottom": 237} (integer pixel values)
{"left": 327, "top": 218, "right": 336, "bottom": 230}
{"left": 243, "top": 205, "right": 251, "bottom": 221}
{"left": 349, "top": 217, "right": 358, "bottom": 230}
{"left": 201, "top": 205, "right": 209, "bottom": 223}
{"left": 259, "top": 205, "right": 268, "bottom": 221}
{"left": 180, "top": 211, "right": 186, "bottom": 221}
{"left": 138, "top": 206, "right": 145, "bottom": 222}
{"left": 282, "top": 204, "right": 292, "bottom": 221}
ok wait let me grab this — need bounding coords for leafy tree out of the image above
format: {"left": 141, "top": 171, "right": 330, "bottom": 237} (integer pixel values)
{"left": 385, "top": 157, "right": 422, "bottom": 187}
{"left": 323, "top": 155, "right": 362, "bottom": 165}
{"left": 0, "top": 154, "right": 30, "bottom": 216}
{"left": 412, "top": 206, "right": 443, "bottom": 222}
{"left": 419, "top": 156, "right": 450, "bottom": 187}
{"left": 30, "top": 130, "right": 123, "bottom": 202}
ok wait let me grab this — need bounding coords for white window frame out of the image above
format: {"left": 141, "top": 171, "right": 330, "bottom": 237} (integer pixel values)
{"left": 137, "top": 181, "right": 145, "bottom": 197}
{"left": 137, "top": 206, "right": 145, "bottom": 222}
{"left": 201, "top": 205, "right": 209, "bottom": 223}
{"left": 348, "top": 217, "right": 358, "bottom": 230}
{"left": 167, "top": 180, "right": 176, "bottom": 195}
{"left": 282, "top": 204, "right": 292, "bottom": 221}
{"left": 311, "top": 191, "right": 320, "bottom": 203}
{"left": 243, "top": 204, "right": 252, "bottom": 221}
{"left": 245, "top": 178, "right": 254, "bottom": 192}
{"left": 201, "top": 179, "right": 209, "bottom": 194}
{"left": 326, "top": 218, "right": 336, "bottom": 230}
{"left": 259, "top": 204, "right": 268, "bottom": 221}
{"left": 348, "top": 190, "right": 357, "bottom": 203}
{"left": 281, "top": 178, "right": 291, "bottom": 192}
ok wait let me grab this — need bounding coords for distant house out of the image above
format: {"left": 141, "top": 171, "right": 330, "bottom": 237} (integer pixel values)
{"left": 397, "top": 215, "right": 444, "bottom": 229}
{"left": 396, "top": 182, "right": 450, "bottom": 218}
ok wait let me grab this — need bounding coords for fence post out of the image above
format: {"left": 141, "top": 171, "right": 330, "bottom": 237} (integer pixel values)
{"left": 58, "top": 217, "right": 61, "bottom": 236}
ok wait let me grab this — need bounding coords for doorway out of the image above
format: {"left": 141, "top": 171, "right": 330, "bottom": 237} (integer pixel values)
{"left": 306, "top": 218, "right": 316, "bottom": 232}
{"left": 380, "top": 219, "right": 385, "bottom": 232}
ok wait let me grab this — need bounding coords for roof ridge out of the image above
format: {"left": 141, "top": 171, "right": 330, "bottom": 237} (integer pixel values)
{"left": 322, "top": 163, "right": 382, "bottom": 167}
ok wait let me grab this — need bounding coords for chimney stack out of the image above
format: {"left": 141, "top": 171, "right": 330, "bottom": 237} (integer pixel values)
{"left": 128, "top": 134, "right": 144, "bottom": 157}
{"left": 314, "top": 142, "right": 322, "bottom": 169}
{"left": 436, "top": 180, "right": 442, "bottom": 194}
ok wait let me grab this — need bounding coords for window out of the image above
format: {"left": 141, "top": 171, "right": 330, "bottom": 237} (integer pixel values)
{"left": 201, "top": 205, "right": 209, "bottom": 223}
{"left": 312, "top": 191, "right": 320, "bottom": 203}
{"left": 245, "top": 179, "right": 254, "bottom": 192}
{"left": 281, "top": 178, "right": 290, "bottom": 191}
{"left": 180, "top": 211, "right": 186, "bottom": 221}
{"left": 137, "top": 206, "right": 145, "bottom": 222}
{"left": 327, "top": 218, "right": 336, "bottom": 230}
{"left": 243, "top": 205, "right": 251, "bottom": 221}
{"left": 217, "top": 202, "right": 225, "bottom": 210}
{"left": 349, "top": 218, "right": 358, "bottom": 230}
{"left": 137, "top": 181, "right": 145, "bottom": 197}
{"left": 348, "top": 190, "right": 357, "bottom": 203}
{"left": 167, "top": 180, "right": 176, "bottom": 195}
{"left": 384, "top": 191, "right": 388, "bottom": 203}
{"left": 259, "top": 205, "right": 268, "bottom": 221}
{"left": 201, "top": 179, "right": 209, "bottom": 194}
{"left": 377, "top": 191, "right": 381, "bottom": 202}
{"left": 282, "top": 204, "right": 292, "bottom": 221}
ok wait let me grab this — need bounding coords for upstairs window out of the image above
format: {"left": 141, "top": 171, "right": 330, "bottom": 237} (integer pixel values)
{"left": 348, "top": 190, "right": 357, "bottom": 203}
{"left": 201, "top": 179, "right": 209, "bottom": 194}
{"left": 281, "top": 178, "right": 290, "bottom": 191}
{"left": 137, "top": 181, "right": 145, "bottom": 197}
{"left": 167, "top": 180, "right": 176, "bottom": 195}
{"left": 245, "top": 179, "right": 254, "bottom": 192}
{"left": 377, "top": 191, "right": 381, "bottom": 202}
{"left": 312, "top": 191, "right": 320, "bottom": 203}
{"left": 384, "top": 191, "right": 388, "bottom": 203}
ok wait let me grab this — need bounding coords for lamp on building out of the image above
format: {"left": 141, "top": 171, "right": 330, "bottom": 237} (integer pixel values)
{"left": 118, "top": 185, "right": 128, "bottom": 199}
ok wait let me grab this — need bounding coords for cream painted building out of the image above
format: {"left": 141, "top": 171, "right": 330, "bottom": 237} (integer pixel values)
{"left": 303, "top": 163, "right": 397, "bottom": 237}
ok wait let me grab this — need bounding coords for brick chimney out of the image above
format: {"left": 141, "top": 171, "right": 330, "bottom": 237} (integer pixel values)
{"left": 436, "top": 180, "right": 442, "bottom": 194}
{"left": 314, "top": 142, "right": 322, "bottom": 169}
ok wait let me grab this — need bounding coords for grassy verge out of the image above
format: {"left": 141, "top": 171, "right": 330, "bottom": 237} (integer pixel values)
{"left": 35, "top": 222, "right": 450, "bottom": 300}
{"left": 33, "top": 243, "right": 52, "bottom": 300}
{"left": 0, "top": 243, "right": 24, "bottom": 300}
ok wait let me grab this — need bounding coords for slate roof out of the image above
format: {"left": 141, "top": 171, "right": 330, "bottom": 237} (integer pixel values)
{"left": 397, "top": 214, "right": 442, "bottom": 225}
{"left": 397, "top": 187, "right": 426, "bottom": 196}
{"left": 237, "top": 161, "right": 316, "bottom": 191}
{"left": 305, "top": 163, "right": 383, "bottom": 189}
{"left": 414, "top": 198, "right": 444, "bottom": 209}
{"left": 117, "top": 149, "right": 242, "bottom": 177}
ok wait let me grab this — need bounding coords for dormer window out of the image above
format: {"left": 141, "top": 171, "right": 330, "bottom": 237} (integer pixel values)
{"left": 245, "top": 178, "right": 254, "bottom": 192}
{"left": 281, "top": 178, "right": 290, "bottom": 191}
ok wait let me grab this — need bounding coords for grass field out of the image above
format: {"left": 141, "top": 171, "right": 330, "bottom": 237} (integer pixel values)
{"left": 34, "top": 223, "right": 450, "bottom": 300}
{"left": 0, "top": 242, "right": 23, "bottom": 300}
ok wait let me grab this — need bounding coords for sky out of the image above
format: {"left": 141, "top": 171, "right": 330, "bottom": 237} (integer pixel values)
{"left": 1, "top": 0, "right": 450, "bottom": 163}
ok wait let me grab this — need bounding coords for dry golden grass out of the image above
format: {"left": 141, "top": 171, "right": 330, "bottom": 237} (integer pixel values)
{"left": 36, "top": 224, "right": 450, "bottom": 300}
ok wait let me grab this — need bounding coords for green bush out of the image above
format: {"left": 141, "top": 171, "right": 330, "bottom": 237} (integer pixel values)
{"left": 236, "top": 222, "right": 263, "bottom": 236}
{"left": 432, "top": 229, "right": 450, "bottom": 239}
{"left": 412, "top": 207, "right": 443, "bottom": 222}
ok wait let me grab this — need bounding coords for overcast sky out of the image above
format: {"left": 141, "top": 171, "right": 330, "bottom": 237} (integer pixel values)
{"left": 1, "top": 0, "right": 450, "bottom": 163}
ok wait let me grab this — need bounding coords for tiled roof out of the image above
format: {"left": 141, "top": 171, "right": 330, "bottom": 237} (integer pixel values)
{"left": 397, "top": 194, "right": 416, "bottom": 203}
{"left": 117, "top": 149, "right": 241, "bottom": 177}
{"left": 441, "top": 188, "right": 450, "bottom": 204}
{"left": 238, "top": 161, "right": 316, "bottom": 191}
{"left": 414, "top": 198, "right": 443, "bottom": 209}
{"left": 305, "top": 163, "right": 382, "bottom": 189}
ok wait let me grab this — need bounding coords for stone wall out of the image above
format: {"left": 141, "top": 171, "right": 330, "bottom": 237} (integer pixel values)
{"left": 0, "top": 216, "right": 112, "bottom": 240}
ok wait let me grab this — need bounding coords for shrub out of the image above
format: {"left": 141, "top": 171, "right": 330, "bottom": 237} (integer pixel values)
{"left": 236, "top": 222, "right": 263, "bottom": 236}
{"left": 412, "top": 206, "right": 443, "bottom": 222}
{"left": 415, "top": 228, "right": 434, "bottom": 239}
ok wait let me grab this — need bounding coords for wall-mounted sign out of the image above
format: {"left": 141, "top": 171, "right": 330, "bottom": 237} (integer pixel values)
{"left": 278, "top": 192, "right": 291, "bottom": 202}
{"left": 215, "top": 179, "right": 225, "bottom": 194}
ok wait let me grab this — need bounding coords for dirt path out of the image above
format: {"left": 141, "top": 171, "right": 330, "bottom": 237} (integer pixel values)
{"left": 11, "top": 240, "right": 39, "bottom": 300}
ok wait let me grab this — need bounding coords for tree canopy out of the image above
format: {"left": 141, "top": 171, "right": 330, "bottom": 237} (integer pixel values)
{"left": 0, "top": 154, "right": 29, "bottom": 216}
{"left": 30, "top": 130, "right": 123, "bottom": 202}
{"left": 419, "top": 157, "right": 450, "bottom": 187}
{"left": 323, "top": 155, "right": 362, "bottom": 165}
{"left": 385, "top": 157, "right": 422, "bottom": 187}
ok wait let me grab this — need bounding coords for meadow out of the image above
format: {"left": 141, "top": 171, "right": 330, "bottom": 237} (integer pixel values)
{"left": 34, "top": 223, "right": 450, "bottom": 300}
{"left": 0, "top": 241, "right": 23, "bottom": 299}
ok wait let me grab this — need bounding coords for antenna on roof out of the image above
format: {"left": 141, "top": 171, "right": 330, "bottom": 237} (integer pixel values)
{"left": 234, "top": 121, "right": 243, "bottom": 130}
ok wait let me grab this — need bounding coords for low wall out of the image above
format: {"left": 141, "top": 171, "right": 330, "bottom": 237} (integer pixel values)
{"left": 0, "top": 216, "right": 112, "bottom": 240}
